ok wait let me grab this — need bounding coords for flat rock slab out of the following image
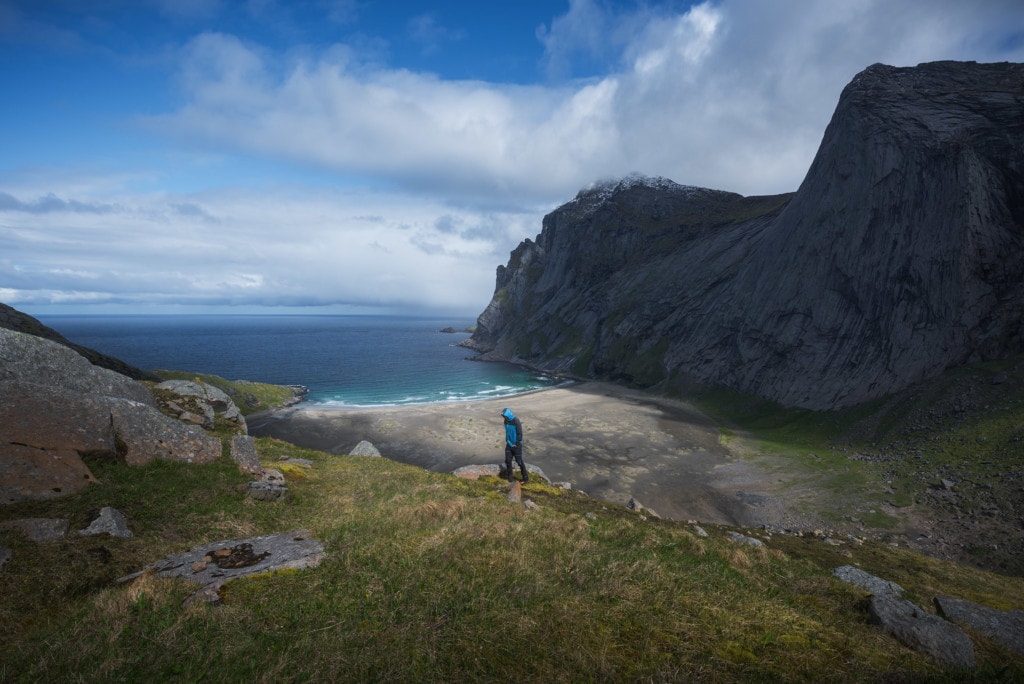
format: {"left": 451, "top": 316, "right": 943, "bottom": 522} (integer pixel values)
{"left": 936, "top": 596, "right": 1024, "bottom": 658}
{"left": 868, "top": 594, "right": 975, "bottom": 668}
{"left": 833, "top": 565, "right": 904, "bottom": 597}
{"left": 120, "top": 530, "right": 324, "bottom": 603}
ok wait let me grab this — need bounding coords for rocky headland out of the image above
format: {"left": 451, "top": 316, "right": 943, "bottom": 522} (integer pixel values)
{"left": 464, "top": 61, "right": 1024, "bottom": 410}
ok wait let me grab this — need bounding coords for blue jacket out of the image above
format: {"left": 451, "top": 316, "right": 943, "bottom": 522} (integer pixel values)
{"left": 502, "top": 408, "right": 522, "bottom": 448}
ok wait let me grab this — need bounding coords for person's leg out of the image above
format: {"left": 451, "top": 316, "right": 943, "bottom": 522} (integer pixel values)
{"left": 515, "top": 448, "right": 528, "bottom": 483}
{"left": 504, "top": 446, "right": 514, "bottom": 482}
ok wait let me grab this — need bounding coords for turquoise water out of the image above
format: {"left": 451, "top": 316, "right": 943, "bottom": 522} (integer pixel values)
{"left": 37, "top": 315, "right": 561, "bottom": 407}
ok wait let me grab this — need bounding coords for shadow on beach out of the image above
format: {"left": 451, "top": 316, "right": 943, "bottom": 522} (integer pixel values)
{"left": 250, "top": 381, "right": 807, "bottom": 528}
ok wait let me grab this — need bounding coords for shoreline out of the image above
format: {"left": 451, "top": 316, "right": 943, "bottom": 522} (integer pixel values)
{"left": 250, "top": 381, "right": 821, "bottom": 529}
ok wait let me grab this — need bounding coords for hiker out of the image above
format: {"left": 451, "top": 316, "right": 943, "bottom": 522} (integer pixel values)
{"left": 501, "top": 407, "right": 527, "bottom": 483}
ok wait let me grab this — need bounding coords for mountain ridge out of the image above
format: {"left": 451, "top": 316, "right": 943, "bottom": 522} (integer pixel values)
{"left": 465, "top": 60, "right": 1024, "bottom": 409}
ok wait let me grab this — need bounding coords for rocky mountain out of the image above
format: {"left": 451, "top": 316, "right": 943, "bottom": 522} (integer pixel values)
{"left": 464, "top": 61, "right": 1024, "bottom": 409}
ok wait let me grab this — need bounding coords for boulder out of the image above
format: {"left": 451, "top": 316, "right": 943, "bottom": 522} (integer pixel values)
{"left": 935, "top": 596, "right": 1024, "bottom": 657}
{"left": 0, "top": 303, "right": 157, "bottom": 381}
{"left": 110, "top": 400, "right": 222, "bottom": 466}
{"left": 0, "top": 382, "right": 118, "bottom": 455}
{"left": 728, "top": 531, "right": 764, "bottom": 547}
{"left": 260, "top": 468, "right": 285, "bottom": 486}
{"left": 868, "top": 594, "right": 975, "bottom": 668}
{"left": 499, "top": 463, "right": 549, "bottom": 482}
{"left": 155, "top": 380, "right": 232, "bottom": 412}
{"left": 1, "top": 329, "right": 224, "bottom": 503}
{"left": 79, "top": 506, "right": 133, "bottom": 538}
{"left": 247, "top": 482, "right": 286, "bottom": 502}
{"left": 349, "top": 440, "right": 382, "bottom": 457}
{"left": 833, "top": 565, "right": 904, "bottom": 597}
{"left": 455, "top": 462, "right": 551, "bottom": 483}
{"left": 155, "top": 380, "right": 247, "bottom": 432}
{"left": 507, "top": 481, "right": 522, "bottom": 503}
{"left": 452, "top": 464, "right": 503, "bottom": 480}
{"left": 0, "top": 443, "right": 99, "bottom": 504}
{"left": 230, "top": 435, "right": 263, "bottom": 475}
{"left": 0, "top": 328, "right": 154, "bottom": 406}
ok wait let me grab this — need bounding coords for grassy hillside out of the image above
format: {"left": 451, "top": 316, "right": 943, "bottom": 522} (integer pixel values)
{"left": 2, "top": 435, "right": 1023, "bottom": 680}
{"left": 688, "top": 354, "right": 1024, "bottom": 576}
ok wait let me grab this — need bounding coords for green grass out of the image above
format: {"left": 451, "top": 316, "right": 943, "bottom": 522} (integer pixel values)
{"left": 688, "top": 356, "right": 1024, "bottom": 571}
{"left": 2, "top": 433, "right": 1023, "bottom": 682}
{"left": 3, "top": 364, "right": 1024, "bottom": 681}
{"left": 152, "top": 370, "right": 297, "bottom": 416}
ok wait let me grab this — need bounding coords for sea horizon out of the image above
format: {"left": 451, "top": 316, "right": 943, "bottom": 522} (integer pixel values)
{"left": 36, "top": 313, "right": 562, "bottom": 407}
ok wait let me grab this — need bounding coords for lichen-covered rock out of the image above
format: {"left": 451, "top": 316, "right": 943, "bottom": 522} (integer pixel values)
{"left": 156, "top": 379, "right": 247, "bottom": 432}
{"left": 0, "top": 328, "right": 154, "bottom": 406}
{"left": 0, "top": 443, "right": 99, "bottom": 504}
{"left": 230, "top": 435, "right": 262, "bottom": 475}
{"left": 0, "top": 303, "right": 156, "bottom": 381}
{"left": 155, "top": 380, "right": 232, "bottom": 411}
{"left": 1, "top": 314, "right": 226, "bottom": 504}
{"left": 247, "top": 481, "right": 286, "bottom": 501}
{"left": 119, "top": 530, "right": 324, "bottom": 605}
{"left": 110, "top": 400, "right": 222, "bottom": 466}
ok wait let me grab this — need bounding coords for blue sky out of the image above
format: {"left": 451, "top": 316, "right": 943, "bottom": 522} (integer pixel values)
{"left": 2, "top": 0, "right": 1023, "bottom": 317}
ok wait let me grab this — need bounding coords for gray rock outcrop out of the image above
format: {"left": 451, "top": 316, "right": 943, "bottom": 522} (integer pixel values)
{"left": 155, "top": 380, "right": 246, "bottom": 430}
{"left": 79, "top": 507, "right": 133, "bottom": 538}
{"left": 119, "top": 530, "right": 324, "bottom": 604}
{"left": 935, "top": 596, "right": 1024, "bottom": 657}
{"left": 230, "top": 435, "right": 263, "bottom": 475}
{"left": 464, "top": 61, "right": 1024, "bottom": 409}
{"left": 0, "top": 302, "right": 157, "bottom": 381}
{"left": 834, "top": 565, "right": 976, "bottom": 668}
{"left": 1, "top": 327, "right": 222, "bottom": 503}
{"left": 833, "top": 565, "right": 905, "bottom": 597}
{"left": 868, "top": 593, "right": 975, "bottom": 668}
{"left": 1, "top": 328, "right": 154, "bottom": 406}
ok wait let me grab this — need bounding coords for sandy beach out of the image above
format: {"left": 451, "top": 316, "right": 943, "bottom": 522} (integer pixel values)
{"left": 250, "top": 381, "right": 819, "bottom": 528}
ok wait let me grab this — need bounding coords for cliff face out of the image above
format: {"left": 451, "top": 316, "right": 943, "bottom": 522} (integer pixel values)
{"left": 465, "top": 61, "right": 1024, "bottom": 409}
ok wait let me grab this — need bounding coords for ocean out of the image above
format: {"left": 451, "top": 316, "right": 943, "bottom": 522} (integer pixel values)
{"left": 36, "top": 315, "right": 561, "bottom": 407}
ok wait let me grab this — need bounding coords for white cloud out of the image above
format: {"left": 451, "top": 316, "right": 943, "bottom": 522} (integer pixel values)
{"left": 6, "top": 0, "right": 1024, "bottom": 314}
{"left": 0, "top": 179, "right": 544, "bottom": 314}
{"left": 151, "top": 0, "right": 1024, "bottom": 207}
